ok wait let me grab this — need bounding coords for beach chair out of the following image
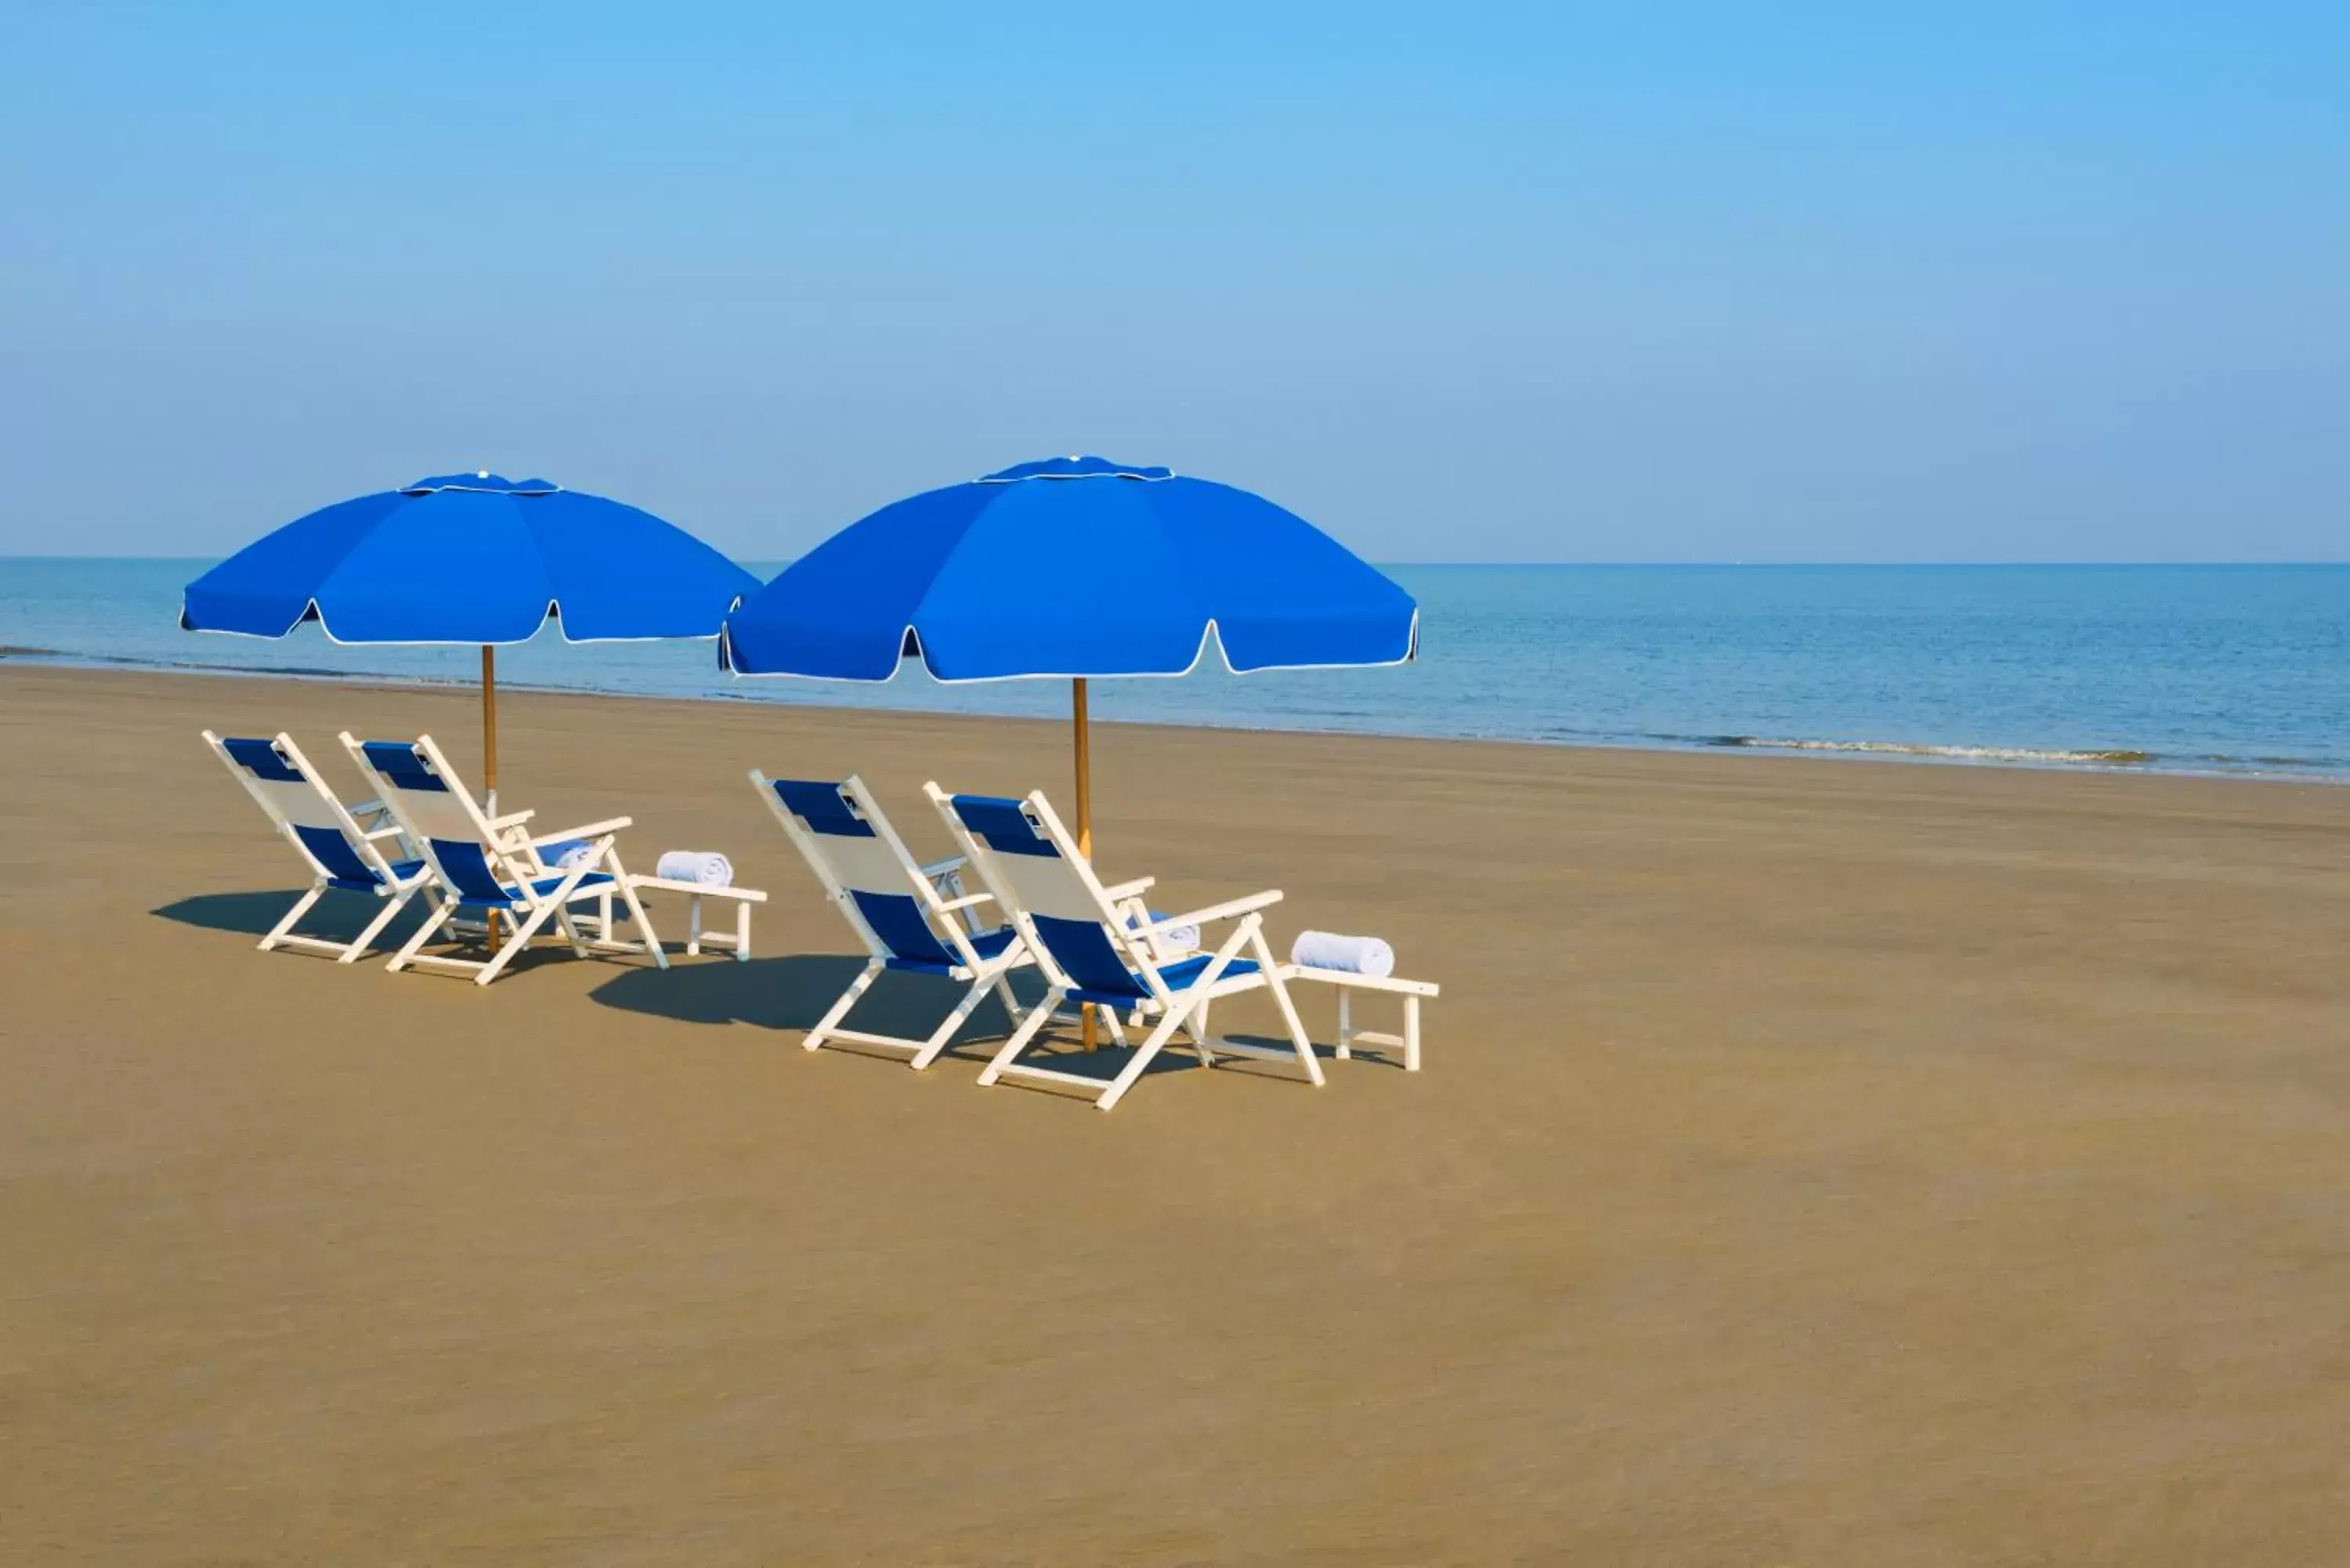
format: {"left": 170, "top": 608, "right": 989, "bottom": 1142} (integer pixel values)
{"left": 200, "top": 729, "right": 437, "bottom": 962}
{"left": 751, "top": 771, "right": 1029, "bottom": 1069}
{"left": 924, "top": 785, "right": 1319, "bottom": 1111}
{"left": 341, "top": 732, "right": 667, "bottom": 985}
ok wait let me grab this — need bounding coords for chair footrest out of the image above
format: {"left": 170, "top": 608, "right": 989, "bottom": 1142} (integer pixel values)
{"left": 818, "top": 1028, "right": 923, "bottom": 1054}
{"left": 991, "top": 1062, "right": 1105, "bottom": 1090}
{"left": 1347, "top": 1030, "right": 1407, "bottom": 1048}
{"left": 400, "top": 952, "right": 489, "bottom": 973}
{"left": 1198, "top": 1039, "right": 1300, "bottom": 1064}
{"left": 267, "top": 934, "right": 355, "bottom": 956}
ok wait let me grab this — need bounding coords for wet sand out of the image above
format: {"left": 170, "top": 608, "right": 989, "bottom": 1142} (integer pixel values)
{"left": 5, "top": 663, "right": 2348, "bottom": 1564}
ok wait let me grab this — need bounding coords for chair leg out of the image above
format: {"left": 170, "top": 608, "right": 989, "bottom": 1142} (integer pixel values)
{"left": 978, "top": 985, "right": 1066, "bottom": 1086}
{"left": 1096, "top": 998, "right": 1204, "bottom": 1111}
{"left": 477, "top": 900, "right": 560, "bottom": 985}
{"left": 909, "top": 972, "right": 997, "bottom": 1071}
{"left": 1184, "top": 1018, "right": 1217, "bottom": 1068}
{"left": 1183, "top": 999, "right": 1216, "bottom": 1066}
{"left": 388, "top": 900, "right": 457, "bottom": 973}
{"left": 613, "top": 873, "right": 667, "bottom": 970}
{"left": 551, "top": 901, "right": 593, "bottom": 958}
{"left": 990, "top": 973, "right": 1024, "bottom": 1025}
{"left": 261, "top": 883, "right": 327, "bottom": 952}
{"left": 342, "top": 887, "right": 417, "bottom": 963}
{"left": 1097, "top": 921, "right": 1257, "bottom": 1111}
{"left": 806, "top": 959, "right": 883, "bottom": 1052}
{"left": 1255, "top": 927, "right": 1323, "bottom": 1087}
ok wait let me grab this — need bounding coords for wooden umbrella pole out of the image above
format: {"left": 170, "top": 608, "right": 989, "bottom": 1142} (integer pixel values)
{"left": 1072, "top": 677, "right": 1093, "bottom": 858}
{"left": 1075, "top": 677, "right": 1097, "bottom": 1052}
{"left": 481, "top": 645, "right": 500, "bottom": 811}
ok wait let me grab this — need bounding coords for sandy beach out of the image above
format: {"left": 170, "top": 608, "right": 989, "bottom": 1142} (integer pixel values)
{"left": 5, "top": 662, "right": 2348, "bottom": 1564}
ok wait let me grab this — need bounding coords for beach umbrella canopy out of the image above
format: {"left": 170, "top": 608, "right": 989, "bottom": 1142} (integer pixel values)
{"left": 722, "top": 454, "right": 1418, "bottom": 854}
{"left": 183, "top": 471, "right": 759, "bottom": 795}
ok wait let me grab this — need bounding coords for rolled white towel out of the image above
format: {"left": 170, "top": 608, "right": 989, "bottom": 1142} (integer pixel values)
{"left": 656, "top": 849, "right": 734, "bottom": 887}
{"left": 1127, "top": 909, "right": 1200, "bottom": 952}
{"left": 1290, "top": 929, "right": 1395, "bottom": 979}
{"left": 544, "top": 839, "right": 596, "bottom": 870}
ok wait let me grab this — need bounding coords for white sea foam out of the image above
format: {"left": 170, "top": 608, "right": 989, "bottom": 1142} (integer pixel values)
{"left": 1716, "top": 736, "right": 2156, "bottom": 767}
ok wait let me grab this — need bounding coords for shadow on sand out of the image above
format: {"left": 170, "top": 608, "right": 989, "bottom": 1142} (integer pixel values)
{"left": 590, "top": 952, "right": 1324, "bottom": 1091}
{"left": 588, "top": 953, "right": 1036, "bottom": 1065}
{"left": 159, "top": 895, "right": 1329, "bottom": 1092}
{"left": 152, "top": 888, "right": 437, "bottom": 954}
{"left": 150, "top": 890, "right": 624, "bottom": 978}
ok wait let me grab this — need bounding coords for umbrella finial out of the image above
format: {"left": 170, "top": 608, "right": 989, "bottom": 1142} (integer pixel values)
{"left": 476, "top": 469, "right": 490, "bottom": 479}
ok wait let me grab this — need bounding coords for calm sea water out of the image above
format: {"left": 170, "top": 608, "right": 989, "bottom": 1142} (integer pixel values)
{"left": 3, "top": 559, "right": 2344, "bottom": 779}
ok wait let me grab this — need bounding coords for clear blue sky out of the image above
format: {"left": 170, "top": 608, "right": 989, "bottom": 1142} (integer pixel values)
{"left": 2, "top": 2, "right": 2342, "bottom": 562}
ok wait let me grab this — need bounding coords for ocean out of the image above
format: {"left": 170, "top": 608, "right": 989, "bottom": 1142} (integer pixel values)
{"left": 3, "top": 559, "right": 2344, "bottom": 780}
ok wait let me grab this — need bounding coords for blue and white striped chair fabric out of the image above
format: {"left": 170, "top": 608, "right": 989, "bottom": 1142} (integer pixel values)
{"left": 927, "top": 785, "right": 1318, "bottom": 1111}
{"left": 767, "top": 777, "right": 1015, "bottom": 974}
{"left": 201, "top": 729, "right": 435, "bottom": 962}
{"left": 343, "top": 732, "right": 665, "bottom": 985}
{"left": 944, "top": 795, "right": 1248, "bottom": 1004}
{"left": 752, "top": 771, "right": 1028, "bottom": 1070}
{"left": 355, "top": 741, "right": 616, "bottom": 909}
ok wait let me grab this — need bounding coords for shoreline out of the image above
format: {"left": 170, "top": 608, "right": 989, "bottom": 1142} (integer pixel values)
{"left": 6, "top": 649, "right": 2342, "bottom": 788}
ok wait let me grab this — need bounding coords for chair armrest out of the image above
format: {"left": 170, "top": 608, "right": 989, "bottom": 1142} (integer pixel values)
{"left": 489, "top": 809, "right": 536, "bottom": 829}
{"left": 361, "top": 824, "right": 407, "bottom": 841}
{"left": 527, "top": 817, "right": 632, "bottom": 847}
{"left": 1158, "top": 889, "right": 1283, "bottom": 928}
{"left": 935, "top": 891, "right": 993, "bottom": 913}
{"left": 1100, "top": 876, "right": 1155, "bottom": 901}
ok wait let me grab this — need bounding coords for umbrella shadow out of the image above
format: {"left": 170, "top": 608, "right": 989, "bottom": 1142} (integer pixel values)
{"left": 588, "top": 954, "right": 1031, "bottom": 1060}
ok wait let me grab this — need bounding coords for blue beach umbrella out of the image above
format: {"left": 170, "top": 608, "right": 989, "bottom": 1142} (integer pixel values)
{"left": 183, "top": 471, "right": 760, "bottom": 798}
{"left": 721, "top": 455, "right": 1418, "bottom": 854}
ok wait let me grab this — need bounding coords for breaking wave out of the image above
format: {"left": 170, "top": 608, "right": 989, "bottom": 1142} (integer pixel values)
{"left": 1710, "top": 735, "right": 2157, "bottom": 767}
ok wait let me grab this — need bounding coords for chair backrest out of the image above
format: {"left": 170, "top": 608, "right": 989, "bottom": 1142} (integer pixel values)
{"left": 203, "top": 729, "right": 392, "bottom": 887}
{"left": 342, "top": 733, "right": 522, "bottom": 904}
{"left": 926, "top": 786, "right": 1157, "bottom": 1001}
{"left": 753, "top": 771, "right": 986, "bottom": 970}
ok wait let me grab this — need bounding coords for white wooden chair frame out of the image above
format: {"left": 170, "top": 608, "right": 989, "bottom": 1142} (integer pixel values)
{"left": 925, "top": 784, "right": 1320, "bottom": 1112}
{"left": 341, "top": 732, "right": 667, "bottom": 986}
{"left": 752, "top": 770, "right": 1030, "bottom": 1070}
{"left": 200, "top": 728, "right": 437, "bottom": 963}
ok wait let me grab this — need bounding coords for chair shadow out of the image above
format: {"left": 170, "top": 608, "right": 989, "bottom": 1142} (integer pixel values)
{"left": 150, "top": 890, "right": 645, "bottom": 978}
{"left": 151, "top": 889, "right": 437, "bottom": 954}
{"left": 956, "top": 1017, "right": 1332, "bottom": 1098}
{"left": 589, "top": 954, "right": 1030, "bottom": 1059}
